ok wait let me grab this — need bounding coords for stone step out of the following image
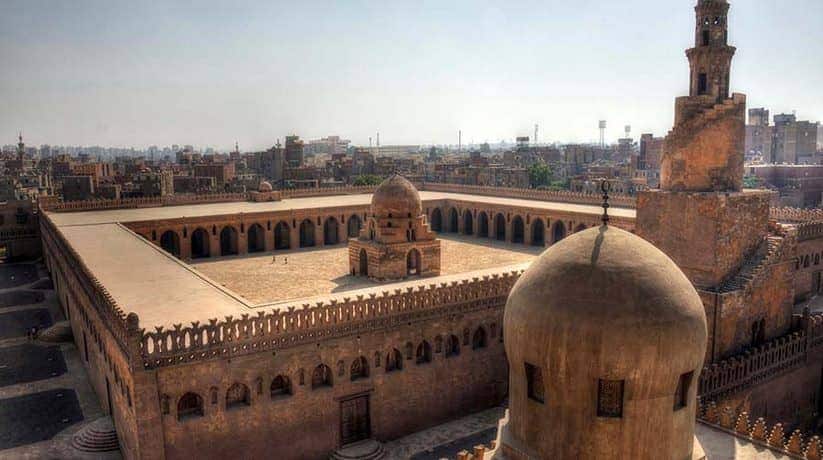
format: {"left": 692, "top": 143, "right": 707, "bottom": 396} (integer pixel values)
{"left": 330, "top": 439, "right": 385, "bottom": 460}
{"left": 71, "top": 416, "right": 120, "bottom": 453}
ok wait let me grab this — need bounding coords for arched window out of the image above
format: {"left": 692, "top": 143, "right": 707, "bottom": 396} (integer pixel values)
{"left": 416, "top": 341, "right": 432, "bottom": 364}
{"left": 312, "top": 364, "right": 333, "bottom": 389}
{"left": 177, "top": 392, "right": 204, "bottom": 420}
{"left": 270, "top": 375, "right": 292, "bottom": 398}
{"left": 386, "top": 349, "right": 403, "bottom": 372}
{"left": 226, "top": 383, "right": 250, "bottom": 409}
{"left": 445, "top": 335, "right": 460, "bottom": 357}
{"left": 473, "top": 327, "right": 487, "bottom": 349}
{"left": 350, "top": 356, "right": 369, "bottom": 381}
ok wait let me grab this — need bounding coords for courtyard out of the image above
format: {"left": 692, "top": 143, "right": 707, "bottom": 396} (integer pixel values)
{"left": 191, "top": 234, "right": 542, "bottom": 304}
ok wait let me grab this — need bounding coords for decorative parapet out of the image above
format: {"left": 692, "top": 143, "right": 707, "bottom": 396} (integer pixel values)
{"left": 698, "top": 401, "right": 822, "bottom": 459}
{"left": 281, "top": 185, "right": 377, "bottom": 198}
{"left": 418, "top": 182, "right": 637, "bottom": 208}
{"left": 139, "top": 270, "right": 522, "bottom": 369}
{"left": 40, "top": 215, "right": 136, "bottom": 364}
{"left": 698, "top": 331, "right": 808, "bottom": 400}
{"left": 771, "top": 207, "right": 823, "bottom": 224}
{"left": 40, "top": 192, "right": 251, "bottom": 212}
{"left": 796, "top": 221, "right": 823, "bottom": 242}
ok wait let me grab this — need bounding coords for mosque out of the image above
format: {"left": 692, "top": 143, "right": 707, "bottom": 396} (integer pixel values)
{"left": 26, "top": 0, "right": 823, "bottom": 459}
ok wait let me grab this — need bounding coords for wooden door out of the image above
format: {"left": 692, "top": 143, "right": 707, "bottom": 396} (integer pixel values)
{"left": 340, "top": 395, "right": 370, "bottom": 446}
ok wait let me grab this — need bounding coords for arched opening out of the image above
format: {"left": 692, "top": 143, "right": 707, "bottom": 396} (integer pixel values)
{"left": 448, "top": 208, "right": 459, "bottom": 233}
{"left": 225, "top": 383, "right": 250, "bottom": 409}
{"left": 323, "top": 217, "right": 340, "bottom": 245}
{"left": 347, "top": 215, "right": 362, "bottom": 238}
{"left": 350, "top": 356, "right": 369, "bottom": 381}
{"left": 575, "top": 223, "right": 587, "bottom": 232}
{"left": 386, "top": 348, "right": 403, "bottom": 372}
{"left": 406, "top": 249, "right": 421, "bottom": 276}
{"left": 270, "top": 375, "right": 291, "bottom": 398}
{"left": 552, "top": 221, "right": 567, "bottom": 244}
{"left": 445, "top": 335, "right": 460, "bottom": 357}
{"left": 477, "top": 212, "right": 489, "bottom": 237}
{"left": 416, "top": 341, "right": 432, "bottom": 364}
{"left": 160, "top": 230, "right": 181, "bottom": 257}
{"left": 512, "top": 216, "right": 525, "bottom": 244}
{"left": 473, "top": 326, "right": 487, "bottom": 349}
{"left": 191, "top": 228, "right": 210, "bottom": 259}
{"left": 430, "top": 208, "right": 442, "bottom": 232}
{"left": 220, "top": 226, "right": 239, "bottom": 256}
{"left": 463, "top": 211, "right": 474, "bottom": 235}
{"left": 247, "top": 224, "right": 265, "bottom": 253}
{"left": 494, "top": 214, "right": 506, "bottom": 241}
{"left": 274, "top": 221, "right": 290, "bottom": 250}
{"left": 531, "top": 219, "right": 545, "bottom": 246}
{"left": 177, "top": 392, "right": 204, "bottom": 420}
{"left": 312, "top": 364, "right": 332, "bottom": 389}
{"left": 359, "top": 249, "right": 368, "bottom": 276}
{"left": 299, "top": 219, "right": 315, "bottom": 248}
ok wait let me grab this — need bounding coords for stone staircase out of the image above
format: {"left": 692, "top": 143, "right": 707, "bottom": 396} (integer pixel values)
{"left": 71, "top": 416, "right": 119, "bottom": 453}
{"left": 667, "top": 96, "right": 742, "bottom": 147}
{"left": 330, "top": 439, "right": 385, "bottom": 460}
{"left": 717, "top": 236, "right": 784, "bottom": 293}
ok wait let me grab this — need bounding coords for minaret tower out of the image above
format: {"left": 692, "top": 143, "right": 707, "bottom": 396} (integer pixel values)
{"left": 687, "top": 0, "right": 735, "bottom": 102}
{"left": 17, "top": 132, "right": 25, "bottom": 160}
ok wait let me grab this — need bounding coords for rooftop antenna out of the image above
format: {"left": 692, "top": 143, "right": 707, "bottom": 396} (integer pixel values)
{"left": 600, "top": 180, "right": 611, "bottom": 226}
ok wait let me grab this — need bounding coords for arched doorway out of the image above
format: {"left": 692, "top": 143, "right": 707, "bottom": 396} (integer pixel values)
{"left": 299, "top": 219, "right": 315, "bottom": 248}
{"left": 191, "top": 228, "right": 210, "bottom": 258}
{"left": 347, "top": 215, "right": 362, "bottom": 238}
{"left": 463, "top": 211, "right": 474, "bottom": 235}
{"left": 477, "top": 212, "right": 489, "bottom": 237}
{"left": 247, "top": 224, "right": 265, "bottom": 253}
{"left": 552, "top": 221, "right": 567, "bottom": 244}
{"left": 359, "top": 249, "right": 368, "bottom": 276}
{"left": 531, "top": 219, "right": 545, "bottom": 246}
{"left": 324, "top": 217, "right": 340, "bottom": 245}
{"left": 512, "top": 216, "right": 525, "bottom": 244}
{"left": 448, "top": 208, "right": 458, "bottom": 233}
{"left": 406, "top": 249, "right": 421, "bottom": 276}
{"left": 274, "top": 221, "right": 290, "bottom": 250}
{"left": 160, "top": 230, "right": 180, "bottom": 257}
{"left": 494, "top": 214, "right": 506, "bottom": 241}
{"left": 430, "top": 208, "right": 442, "bottom": 232}
{"left": 220, "top": 226, "right": 238, "bottom": 256}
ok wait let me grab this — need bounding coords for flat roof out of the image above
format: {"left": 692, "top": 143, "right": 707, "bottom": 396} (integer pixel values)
{"left": 47, "top": 191, "right": 636, "bottom": 227}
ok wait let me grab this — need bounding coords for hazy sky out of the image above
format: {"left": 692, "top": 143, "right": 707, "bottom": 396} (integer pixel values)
{"left": 1, "top": 0, "right": 821, "bottom": 151}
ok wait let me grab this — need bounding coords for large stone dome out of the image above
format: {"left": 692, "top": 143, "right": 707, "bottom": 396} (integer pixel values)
{"left": 503, "top": 225, "right": 707, "bottom": 459}
{"left": 370, "top": 174, "right": 422, "bottom": 218}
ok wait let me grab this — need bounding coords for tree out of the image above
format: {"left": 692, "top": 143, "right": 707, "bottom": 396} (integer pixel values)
{"left": 352, "top": 175, "right": 383, "bottom": 186}
{"left": 742, "top": 175, "right": 760, "bottom": 189}
{"left": 527, "top": 162, "right": 553, "bottom": 188}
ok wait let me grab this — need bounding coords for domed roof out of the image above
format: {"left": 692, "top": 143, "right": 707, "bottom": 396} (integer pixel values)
{"left": 371, "top": 174, "right": 422, "bottom": 217}
{"left": 503, "top": 225, "right": 706, "bottom": 457}
{"left": 258, "top": 181, "right": 273, "bottom": 192}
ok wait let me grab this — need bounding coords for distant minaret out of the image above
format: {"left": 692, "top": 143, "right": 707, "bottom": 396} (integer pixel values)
{"left": 458, "top": 130, "right": 462, "bottom": 153}
{"left": 534, "top": 124, "right": 539, "bottom": 145}
{"left": 17, "top": 131, "right": 25, "bottom": 160}
{"left": 687, "top": 0, "right": 735, "bottom": 102}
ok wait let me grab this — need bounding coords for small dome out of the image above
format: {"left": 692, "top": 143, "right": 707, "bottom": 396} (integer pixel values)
{"left": 503, "top": 225, "right": 707, "bottom": 458}
{"left": 371, "top": 174, "right": 422, "bottom": 217}
{"left": 258, "top": 181, "right": 273, "bottom": 192}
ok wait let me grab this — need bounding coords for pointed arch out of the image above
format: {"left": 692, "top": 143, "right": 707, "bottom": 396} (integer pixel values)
{"left": 220, "top": 226, "right": 239, "bottom": 256}
{"left": 531, "top": 219, "right": 545, "bottom": 246}
{"left": 270, "top": 375, "right": 291, "bottom": 398}
{"left": 552, "top": 221, "right": 567, "bottom": 244}
{"left": 160, "top": 230, "right": 181, "bottom": 257}
{"left": 299, "top": 219, "right": 315, "bottom": 247}
{"left": 463, "top": 210, "right": 474, "bottom": 235}
{"left": 247, "top": 223, "right": 265, "bottom": 253}
{"left": 416, "top": 340, "right": 432, "bottom": 364}
{"left": 386, "top": 348, "right": 403, "bottom": 372}
{"left": 430, "top": 208, "right": 443, "bottom": 232}
{"left": 312, "top": 364, "right": 333, "bottom": 389}
{"left": 512, "top": 215, "right": 525, "bottom": 244}
{"left": 191, "top": 227, "right": 210, "bottom": 258}
{"left": 347, "top": 214, "right": 362, "bottom": 238}
{"left": 350, "top": 356, "right": 369, "bottom": 381}
{"left": 477, "top": 212, "right": 489, "bottom": 237}
{"left": 448, "top": 207, "right": 459, "bottom": 233}
{"left": 324, "top": 217, "right": 340, "bottom": 245}
{"left": 473, "top": 326, "right": 488, "bottom": 349}
{"left": 494, "top": 213, "right": 506, "bottom": 241}
{"left": 226, "top": 382, "right": 250, "bottom": 409}
{"left": 177, "top": 392, "right": 204, "bottom": 420}
{"left": 446, "top": 335, "right": 460, "bottom": 357}
{"left": 274, "top": 221, "right": 290, "bottom": 249}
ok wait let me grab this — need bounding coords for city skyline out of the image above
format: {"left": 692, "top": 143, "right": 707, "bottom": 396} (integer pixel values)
{"left": 1, "top": 0, "right": 821, "bottom": 150}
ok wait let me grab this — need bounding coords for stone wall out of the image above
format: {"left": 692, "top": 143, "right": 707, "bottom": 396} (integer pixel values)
{"left": 0, "top": 200, "right": 41, "bottom": 260}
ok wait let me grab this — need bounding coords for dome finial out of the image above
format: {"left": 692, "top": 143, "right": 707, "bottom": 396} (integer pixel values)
{"left": 600, "top": 179, "right": 611, "bottom": 226}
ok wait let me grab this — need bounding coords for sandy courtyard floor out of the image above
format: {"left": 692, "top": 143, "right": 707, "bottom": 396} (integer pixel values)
{"left": 191, "top": 235, "right": 542, "bottom": 304}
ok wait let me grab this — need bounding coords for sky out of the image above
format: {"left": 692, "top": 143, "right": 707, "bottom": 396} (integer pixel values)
{"left": 1, "top": 0, "right": 821, "bottom": 151}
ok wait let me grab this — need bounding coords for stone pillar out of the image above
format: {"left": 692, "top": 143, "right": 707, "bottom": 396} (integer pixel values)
{"left": 264, "top": 225, "right": 274, "bottom": 252}
{"left": 289, "top": 221, "right": 300, "bottom": 249}
{"left": 506, "top": 218, "right": 513, "bottom": 243}
{"left": 524, "top": 220, "right": 533, "bottom": 246}
{"left": 180, "top": 229, "right": 192, "bottom": 260}
{"left": 238, "top": 227, "right": 248, "bottom": 255}
{"left": 338, "top": 217, "right": 346, "bottom": 244}
{"left": 315, "top": 219, "right": 325, "bottom": 247}
{"left": 209, "top": 229, "right": 220, "bottom": 258}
